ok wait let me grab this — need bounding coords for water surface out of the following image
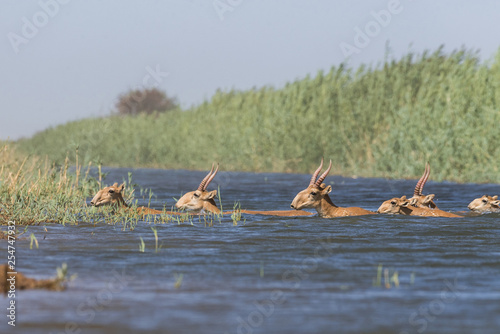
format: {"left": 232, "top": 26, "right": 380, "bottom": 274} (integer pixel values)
{"left": 3, "top": 168, "right": 500, "bottom": 334}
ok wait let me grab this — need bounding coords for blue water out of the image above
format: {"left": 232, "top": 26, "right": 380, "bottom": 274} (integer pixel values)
{"left": 2, "top": 168, "right": 500, "bottom": 334}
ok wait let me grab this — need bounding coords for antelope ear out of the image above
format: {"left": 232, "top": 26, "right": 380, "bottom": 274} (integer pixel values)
{"left": 423, "top": 194, "right": 435, "bottom": 203}
{"left": 492, "top": 195, "right": 498, "bottom": 200}
{"left": 112, "top": 183, "right": 119, "bottom": 187}
{"left": 205, "top": 190, "right": 217, "bottom": 200}
{"left": 119, "top": 183, "right": 125, "bottom": 192}
{"left": 321, "top": 185, "right": 332, "bottom": 195}
{"left": 401, "top": 195, "right": 407, "bottom": 201}
{"left": 401, "top": 200, "right": 410, "bottom": 207}
{"left": 409, "top": 197, "right": 418, "bottom": 206}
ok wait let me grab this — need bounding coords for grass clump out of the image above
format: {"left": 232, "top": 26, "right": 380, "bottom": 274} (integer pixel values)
{"left": 0, "top": 142, "right": 97, "bottom": 225}
{"left": 0, "top": 143, "right": 179, "bottom": 226}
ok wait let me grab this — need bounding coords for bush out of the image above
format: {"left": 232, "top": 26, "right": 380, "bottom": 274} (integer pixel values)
{"left": 115, "top": 88, "right": 178, "bottom": 116}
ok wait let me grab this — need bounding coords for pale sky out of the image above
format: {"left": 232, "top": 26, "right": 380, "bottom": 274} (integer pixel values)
{"left": 1, "top": 0, "right": 499, "bottom": 140}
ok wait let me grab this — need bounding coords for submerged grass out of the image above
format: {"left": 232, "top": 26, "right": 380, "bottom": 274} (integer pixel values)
{"left": 16, "top": 47, "right": 500, "bottom": 183}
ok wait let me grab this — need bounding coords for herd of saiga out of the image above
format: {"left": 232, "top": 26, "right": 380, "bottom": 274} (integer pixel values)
{"left": 89, "top": 159, "right": 500, "bottom": 218}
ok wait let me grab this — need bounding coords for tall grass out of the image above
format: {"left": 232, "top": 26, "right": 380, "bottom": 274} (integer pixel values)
{"left": 17, "top": 47, "right": 500, "bottom": 183}
{"left": 0, "top": 142, "right": 94, "bottom": 225}
{"left": 0, "top": 143, "right": 180, "bottom": 226}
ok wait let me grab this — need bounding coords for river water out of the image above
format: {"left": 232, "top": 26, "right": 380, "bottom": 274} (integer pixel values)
{"left": 4, "top": 168, "right": 500, "bottom": 334}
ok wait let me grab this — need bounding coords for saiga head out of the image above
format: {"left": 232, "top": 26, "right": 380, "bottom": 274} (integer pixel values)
{"left": 467, "top": 195, "right": 500, "bottom": 212}
{"left": 290, "top": 158, "right": 333, "bottom": 211}
{"left": 377, "top": 195, "right": 410, "bottom": 214}
{"left": 175, "top": 163, "right": 219, "bottom": 213}
{"left": 90, "top": 183, "right": 126, "bottom": 207}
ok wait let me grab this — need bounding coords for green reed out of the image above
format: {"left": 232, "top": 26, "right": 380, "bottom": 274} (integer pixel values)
{"left": 151, "top": 226, "right": 159, "bottom": 252}
{"left": 138, "top": 236, "right": 145, "bottom": 252}
{"left": 15, "top": 47, "right": 500, "bottom": 183}
{"left": 0, "top": 143, "right": 181, "bottom": 226}
{"left": 373, "top": 263, "right": 400, "bottom": 289}
{"left": 173, "top": 273, "right": 183, "bottom": 289}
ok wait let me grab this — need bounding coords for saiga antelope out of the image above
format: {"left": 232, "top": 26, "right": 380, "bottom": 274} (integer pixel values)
{"left": 175, "top": 163, "right": 313, "bottom": 216}
{"left": 377, "top": 195, "right": 462, "bottom": 217}
{"left": 467, "top": 195, "right": 499, "bottom": 213}
{"left": 90, "top": 183, "right": 179, "bottom": 215}
{"left": 409, "top": 163, "right": 438, "bottom": 209}
{"left": 175, "top": 164, "right": 221, "bottom": 214}
{"left": 290, "top": 158, "right": 375, "bottom": 217}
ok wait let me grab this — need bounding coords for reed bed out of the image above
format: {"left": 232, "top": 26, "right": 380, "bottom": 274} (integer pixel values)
{"left": 16, "top": 47, "right": 500, "bottom": 183}
{"left": 0, "top": 143, "right": 187, "bottom": 226}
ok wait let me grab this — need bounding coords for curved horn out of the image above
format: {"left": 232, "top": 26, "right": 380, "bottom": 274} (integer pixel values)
{"left": 197, "top": 163, "right": 215, "bottom": 191}
{"left": 203, "top": 163, "right": 219, "bottom": 190}
{"left": 315, "top": 160, "right": 332, "bottom": 186}
{"left": 420, "top": 162, "right": 430, "bottom": 193}
{"left": 309, "top": 158, "right": 324, "bottom": 186}
{"left": 413, "top": 163, "right": 427, "bottom": 196}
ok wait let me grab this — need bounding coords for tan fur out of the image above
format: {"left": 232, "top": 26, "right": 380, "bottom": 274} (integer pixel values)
{"left": 467, "top": 195, "right": 500, "bottom": 213}
{"left": 175, "top": 191, "right": 314, "bottom": 216}
{"left": 175, "top": 189, "right": 220, "bottom": 214}
{"left": 175, "top": 164, "right": 312, "bottom": 216}
{"left": 90, "top": 183, "right": 170, "bottom": 215}
{"left": 290, "top": 159, "right": 375, "bottom": 218}
{"left": 409, "top": 163, "right": 438, "bottom": 209}
{"left": 409, "top": 194, "right": 437, "bottom": 209}
{"left": 291, "top": 184, "right": 375, "bottom": 218}
{"left": 377, "top": 196, "right": 462, "bottom": 217}
{"left": 241, "top": 209, "right": 313, "bottom": 216}
{"left": 90, "top": 183, "right": 127, "bottom": 207}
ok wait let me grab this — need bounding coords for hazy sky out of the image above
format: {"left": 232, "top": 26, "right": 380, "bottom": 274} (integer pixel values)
{"left": 1, "top": 0, "right": 499, "bottom": 140}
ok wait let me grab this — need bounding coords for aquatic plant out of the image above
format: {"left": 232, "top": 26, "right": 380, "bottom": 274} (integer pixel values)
{"left": 173, "top": 273, "right": 183, "bottom": 289}
{"left": 0, "top": 143, "right": 179, "bottom": 226}
{"left": 373, "top": 263, "right": 400, "bottom": 289}
{"left": 56, "top": 263, "right": 77, "bottom": 283}
{"left": 231, "top": 202, "right": 243, "bottom": 226}
{"left": 139, "top": 236, "right": 145, "bottom": 252}
{"left": 151, "top": 226, "right": 159, "bottom": 252}
{"left": 29, "top": 233, "right": 38, "bottom": 249}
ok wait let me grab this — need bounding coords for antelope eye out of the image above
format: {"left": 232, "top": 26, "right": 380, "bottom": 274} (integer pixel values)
{"left": 193, "top": 193, "right": 200, "bottom": 198}
{"left": 108, "top": 189, "right": 115, "bottom": 194}
{"left": 482, "top": 199, "right": 488, "bottom": 203}
{"left": 311, "top": 191, "right": 317, "bottom": 196}
{"left": 391, "top": 201, "right": 397, "bottom": 205}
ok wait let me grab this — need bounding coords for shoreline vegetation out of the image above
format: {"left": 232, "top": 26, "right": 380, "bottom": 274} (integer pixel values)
{"left": 15, "top": 47, "right": 500, "bottom": 184}
{"left": 0, "top": 143, "right": 204, "bottom": 226}
{"left": 1, "top": 47, "right": 500, "bottom": 226}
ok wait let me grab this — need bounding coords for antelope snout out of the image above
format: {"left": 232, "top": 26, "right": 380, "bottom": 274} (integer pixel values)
{"left": 90, "top": 201, "right": 95, "bottom": 206}
{"left": 290, "top": 204, "right": 295, "bottom": 209}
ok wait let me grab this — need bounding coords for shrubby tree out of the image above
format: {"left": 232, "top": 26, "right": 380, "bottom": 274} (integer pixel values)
{"left": 115, "top": 88, "right": 178, "bottom": 116}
